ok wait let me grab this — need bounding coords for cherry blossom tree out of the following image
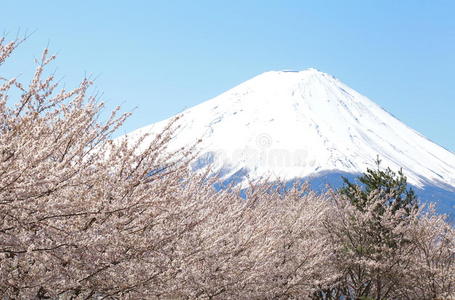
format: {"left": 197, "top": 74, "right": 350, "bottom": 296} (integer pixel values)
{"left": 0, "top": 36, "right": 196, "bottom": 298}
{"left": 0, "top": 37, "right": 334, "bottom": 299}
{"left": 1, "top": 37, "right": 453, "bottom": 299}
{"left": 321, "top": 184, "right": 454, "bottom": 300}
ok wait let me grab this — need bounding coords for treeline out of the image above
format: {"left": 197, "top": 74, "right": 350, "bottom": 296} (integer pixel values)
{"left": 0, "top": 38, "right": 454, "bottom": 299}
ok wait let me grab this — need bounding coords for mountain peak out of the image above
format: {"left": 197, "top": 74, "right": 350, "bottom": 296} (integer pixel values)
{"left": 267, "top": 68, "right": 333, "bottom": 78}
{"left": 268, "top": 67, "right": 323, "bottom": 74}
{"left": 246, "top": 68, "right": 341, "bottom": 96}
{"left": 126, "top": 70, "right": 455, "bottom": 191}
{"left": 259, "top": 67, "right": 326, "bottom": 77}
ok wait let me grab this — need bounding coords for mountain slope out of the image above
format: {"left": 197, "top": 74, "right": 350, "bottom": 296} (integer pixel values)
{"left": 127, "top": 68, "right": 455, "bottom": 195}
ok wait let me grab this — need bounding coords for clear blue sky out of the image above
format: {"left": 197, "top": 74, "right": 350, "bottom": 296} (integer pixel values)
{"left": 2, "top": 1, "right": 454, "bottom": 151}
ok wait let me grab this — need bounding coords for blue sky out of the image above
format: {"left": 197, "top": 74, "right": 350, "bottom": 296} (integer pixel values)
{"left": 2, "top": 1, "right": 454, "bottom": 151}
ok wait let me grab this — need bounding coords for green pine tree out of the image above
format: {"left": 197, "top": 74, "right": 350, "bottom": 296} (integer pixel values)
{"left": 339, "top": 156, "right": 418, "bottom": 216}
{"left": 334, "top": 158, "right": 420, "bottom": 298}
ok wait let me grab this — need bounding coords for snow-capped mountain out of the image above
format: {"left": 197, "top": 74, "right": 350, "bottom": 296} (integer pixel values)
{"left": 128, "top": 68, "right": 455, "bottom": 192}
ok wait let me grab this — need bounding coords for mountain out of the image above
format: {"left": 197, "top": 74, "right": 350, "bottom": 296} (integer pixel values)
{"left": 126, "top": 68, "right": 455, "bottom": 216}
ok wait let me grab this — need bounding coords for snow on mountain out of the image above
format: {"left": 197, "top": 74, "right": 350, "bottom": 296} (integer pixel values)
{"left": 125, "top": 68, "right": 455, "bottom": 191}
